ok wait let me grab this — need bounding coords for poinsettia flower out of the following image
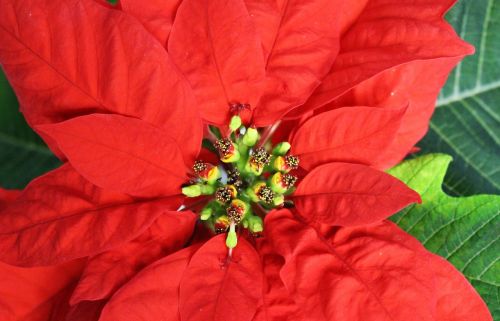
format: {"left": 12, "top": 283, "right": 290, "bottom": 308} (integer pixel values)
{"left": 0, "top": 0, "right": 491, "bottom": 320}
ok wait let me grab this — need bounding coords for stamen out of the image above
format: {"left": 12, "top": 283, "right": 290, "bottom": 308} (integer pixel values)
{"left": 251, "top": 147, "right": 271, "bottom": 166}
{"left": 257, "top": 186, "right": 274, "bottom": 204}
{"left": 215, "top": 138, "right": 232, "bottom": 156}
{"left": 282, "top": 174, "right": 298, "bottom": 189}
{"left": 226, "top": 200, "right": 247, "bottom": 224}
{"left": 285, "top": 155, "right": 299, "bottom": 170}
{"left": 192, "top": 160, "right": 207, "bottom": 174}
{"left": 215, "top": 185, "right": 237, "bottom": 203}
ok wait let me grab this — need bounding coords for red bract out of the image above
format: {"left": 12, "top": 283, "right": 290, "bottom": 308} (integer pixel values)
{"left": 0, "top": 0, "right": 492, "bottom": 320}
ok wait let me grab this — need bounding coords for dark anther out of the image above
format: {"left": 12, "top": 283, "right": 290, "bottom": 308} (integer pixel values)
{"left": 215, "top": 138, "right": 232, "bottom": 156}
{"left": 193, "top": 160, "right": 207, "bottom": 174}
{"left": 251, "top": 147, "right": 271, "bottom": 166}
{"left": 257, "top": 186, "right": 274, "bottom": 204}
{"left": 283, "top": 174, "right": 298, "bottom": 189}
{"left": 227, "top": 206, "right": 244, "bottom": 224}
{"left": 215, "top": 186, "right": 233, "bottom": 203}
{"left": 285, "top": 155, "right": 299, "bottom": 170}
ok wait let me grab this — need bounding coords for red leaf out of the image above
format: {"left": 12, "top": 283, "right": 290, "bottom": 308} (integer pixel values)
{"left": 265, "top": 210, "right": 492, "bottom": 321}
{"left": 0, "top": 164, "right": 182, "bottom": 266}
{"left": 0, "top": 188, "right": 20, "bottom": 210}
{"left": 38, "top": 114, "right": 188, "bottom": 198}
{"left": 169, "top": 0, "right": 265, "bottom": 125}
{"left": 0, "top": 259, "right": 83, "bottom": 321}
{"left": 247, "top": 0, "right": 344, "bottom": 126}
{"left": 293, "top": 162, "right": 420, "bottom": 226}
{"left": 0, "top": 0, "right": 200, "bottom": 161}
{"left": 328, "top": 57, "right": 465, "bottom": 169}
{"left": 99, "top": 245, "right": 201, "bottom": 321}
{"left": 70, "top": 211, "right": 197, "bottom": 304}
{"left": 120, "top": 0, "right": 181, "bottom": 46}
{"left": 288, "top": 0, "right": 473, "bottom": 119}
{"left": 252, "top": 237, "right": 305, "bottom": 321}
{"left": 180, "top": 235, "right": 262, "bottom": 321}
{"left": 292, "top": 106, "right": 406, "bottom": 171}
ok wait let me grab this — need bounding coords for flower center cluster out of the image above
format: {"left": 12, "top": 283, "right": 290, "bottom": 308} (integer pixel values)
{"left": 182, "top": 116, "right": 299, "bottom": 249}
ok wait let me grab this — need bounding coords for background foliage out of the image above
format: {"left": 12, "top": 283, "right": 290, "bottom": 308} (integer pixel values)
{"left": 0, "top": 0, "right": 498, "bottom": 317}
{"left": 390, "top": 155, "right": 499, "bottom": 319}
{"left": 418, "top": 0, "right": 500, "bottom": 197}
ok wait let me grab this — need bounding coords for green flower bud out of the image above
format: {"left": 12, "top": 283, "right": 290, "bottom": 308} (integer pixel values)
{"left": 242, "top": 127, "right": 259, "bottom": 146}
{"left": 182, "top": 185, "right": 201, "bottom": 197}
{"left": 273, "top": 194, "right": 285, "bottom": 207}
{"left": 272, "top": 142, "right": 291, "bottom": 156}
{"left": 247, "top": 215, "right": 263, "bottom": 233}
{"left": 229, "top": 115, "right": 242, "bottom": 132}
{"left": 200, "top": 206, "right": 213, "bottom": 220}
{"left": 200, "top": 184, "right": 216, "bottom": 195}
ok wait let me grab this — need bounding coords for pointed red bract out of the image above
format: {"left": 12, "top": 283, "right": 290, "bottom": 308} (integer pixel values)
{"left": 99, "top": 245, "right": 200, "bottom": 321}
{"left": 180, "top": 235, "right": 263, "bottom": 321}
{"left": 169, "top": 0, "right": 265, "bottom": 125}
{"left": 293, "top": 162, "right": 420, "bottom": 226}
{"left": 70, "top": 211, "right": 196, "bottom": 305}
{"left": 292, "top": 106, "right": 406, "bottom": 170}
{"left": 0, "top": 0, "right": 201, "bottom": 161}
{"left": 330, "top": 57, "right": 465, "bottom": 169}
{"left": 120, "top": 0, "right": 182, "bottom": 46}
{"left": 0, "top": 164, "right": 182, "bottom": 266}
{"left": 0, "top": 259, "right": 83, "bottom": 321}
{"left": 264, "top": 210, "right": 492, "bottom": 321}
{"left": 288, "top": 0, "right": 474, "bottom": 119}
{"left": 38, "top": 114, "right": 188, "bottom": 198}
{"left": 248, "top": 0, "right": 343, "bottom": 126}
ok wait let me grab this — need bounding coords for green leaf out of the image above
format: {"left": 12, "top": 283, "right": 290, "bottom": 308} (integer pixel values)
{"left": 418, "top": 0, "right": 500, "bottom": 196}
{"left": 0, "top": 69, "right": 60, "bottom": 189}
{"left": 389, "top": 154, "right": 500, "bottom": 319}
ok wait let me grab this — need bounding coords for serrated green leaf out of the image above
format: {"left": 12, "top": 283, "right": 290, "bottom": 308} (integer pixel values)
{"left": 389, "top": 154, "right": 500, "bottom": 319}
{"left": 418, "top": 0, "right": 500, "bottom": 196}
{"left": 0, "top": 69, "right": 60, "bottom": 189}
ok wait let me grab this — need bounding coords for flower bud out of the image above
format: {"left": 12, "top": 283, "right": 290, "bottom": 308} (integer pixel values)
{"left": 248, "top": 182, "right": 264, "bottom": 202}
{"left": 246, "top": 215, "right": 263, "bottom": 233}
{"left": 226, "top": 199, "right": 249, "bottom": 224}
{"left": 248, "top": 147, "right": 271, "bottom": 175}
{"left": 273, "top": 155, "right": 299, "bottom": 173}
{"left": 242, "top": 127, "right": 259, "bottom": 146}
{"left": 200, "top": 184, "right": 216, "bottom": 195}
{"left": 229, "top": 115, "right": 242, "bottom": 132}
{"left": 214, "top": 215, "right": 230, "bottom": 234}
{"left": 270, "top": 172, "right": 298, "bottom": 194}
{"left": 193, "top": 161, "right": 221, "bottom": 184}
{"left": 215, "top": 138, "right": 240, "bottom": 163}
{"left": 273, "top": 194, "right": 285, "bottom": 207}
{"left": 200, "top": 205, "right": 213, "bottom": 220}
{"left": 182, "top": 185, "right": 201, "bottom": 197}
{"left": 256, "top": 185, "right": 274, "bottom": 204}
{"left": 215, "top": 185, "right": 238, "bottom": 204}
{"left": 272, "top": 142, "right": 291, "bottom": 155}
